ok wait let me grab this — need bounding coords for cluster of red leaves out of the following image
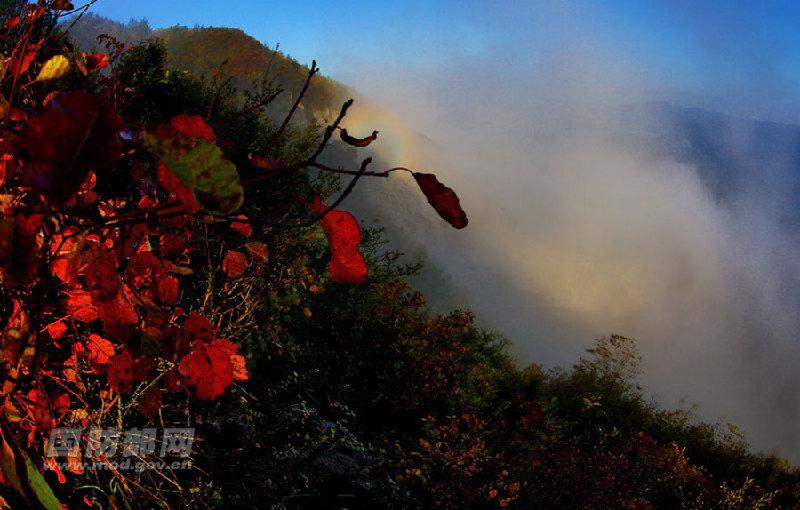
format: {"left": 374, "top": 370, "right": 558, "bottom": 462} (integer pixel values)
{"left": 0, "top": 49, "right": 253, "bottom": 499}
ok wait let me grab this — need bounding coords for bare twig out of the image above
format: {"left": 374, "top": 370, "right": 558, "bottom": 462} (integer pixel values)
{"left": 269, "top": 60, "right": 318, "bottom": 145}
{"left": 263, "top": 42, "right": 280, "bottom": 81}
{"left": 309, "top": 162, "right": 412, "bottom": 178}
{"left": 229, "top": 86, "right": 283, "bottom": 122}
{"left": 310, "top": 98, "right": 353, "bottom": 161}
{"left": 56, "top": 0, "right": 102, "bottom": 38}
{"left": 304, "top": 157, "right": 372, "bottom": 226}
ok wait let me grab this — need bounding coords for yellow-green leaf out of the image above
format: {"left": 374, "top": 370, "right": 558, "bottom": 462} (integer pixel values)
{"left": 0, "top": 58, "right": 10, "bottom": 83}
{"left": 34, "top": 55, "right": 70, "bottom": 82}
{"left": 144, "top": 128, "right": 244, "bottom": 214}
{"left": 0, "top": 422, "right": 62, "bottom": 510}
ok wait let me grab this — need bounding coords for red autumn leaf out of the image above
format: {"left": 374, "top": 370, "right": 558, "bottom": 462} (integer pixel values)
{"left": 82, "top": 245, "right": 139, "bottom": 338}
{"left": 108, "top": 350, "right": 135, "bottom": 394}
{"left": 181, "top": 313, "right": 215, "bottom": 343}
{"left": 170, "top": 114, "right": 216, "bottom": 142}
{"left": 139, "top": 387, "right": 161, "bottom": 418}
{"left": 125, "top": 251, "right": 163, "bottom": 280}
{"left": 84, "top": 246, "right": 120, "bottom": 302}
{"left": 49, "top": 232, "right": 85, "bottom": 285}
{"left": 44, "top": 321, "right": 67, "bottom": 340}
{"left": 18, "top": 91, "right": 123, "bottom": 201}
{"left": 86, "top": 334, "right": 114, "bottom": 371}
{"left": 51, "top": 0, "right": 75, "bottom": 10}
{"left": 95, "top": 289, "right": 139, "bottom": 340}
{"left": 10, "top": 40, "right": 40, "bottom": 78}
{"left": 0, "top": 300, "right": 23, "bottom": 366}
{"left": 25, "top": 389, "right": 53, "bottom": 433}
{"left": 5, "top": 16, "right": 20, "bottom": 29}
{"left": 157, "top": 162, "right": 201, "bottom": 214}
{"left": 65, "top": 290, "right": 98, "bottom": 323}
{"left": 157, "top": 276, "right": 180, "bottom": 305}
{"left": 340, "top": 129, "right": 378, "bottom": 148}
{"left": 43, "top": 458, "right": 66, "bottom": 484}
{"left": 222, "top": 250, "right": 248, "bottom": 278}
{"left": 312, "top": 195, "right": 367, "bottom": 283}
{"left": 84, "top": 53, "right": 108, "bottom": 71}
{"left": 244, "top": 242, "right": 268, "bottom": 263}
{"left": 412, "top": 172, "right": 468, "bottom": 229}
{"left": 230, "top": 216, "right": 252, "bottom": 236}
{"left": 214, "top": 339, "right": 249, "bottom": 381}
{"left": 51, "top": 393, "right": 69, "bottom": 415}
{"left": 178, "top": 340, "right": 236, "bottom": 400}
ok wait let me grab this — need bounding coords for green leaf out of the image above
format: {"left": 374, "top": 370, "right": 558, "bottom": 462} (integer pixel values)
{"left": 145, "top": 129, "right": 244, "bottom": 214}
{"left": 23, "top": 454, "right": 63, "bottom": 510}
{"left": 0, "top": 424, "right": 61, "bottom": 510}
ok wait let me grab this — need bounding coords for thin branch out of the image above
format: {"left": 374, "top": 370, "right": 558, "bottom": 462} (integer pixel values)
{"left": 269, "top": 60, "right": 318, "bottom": 144}
{"left": 228, "top": 87, "right": 283, "bottom": 122}
{"left": 304, "top": 157, "right": 372, "bottom": 226}
{"left": 56, "top": 0, "right": 101, "bottom": 38}
{"left": 263, "top": 42, "right": 280, "bottom": 81}
{"left": 309, "top": 161, "right": 412, "bottom": 178}
{"left": 310, "top": 98, "right": 353, "bottom": 161}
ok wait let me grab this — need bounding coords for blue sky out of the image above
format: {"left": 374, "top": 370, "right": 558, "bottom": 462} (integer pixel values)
{"left": 90, "top": 0, "right": 800, "bottom": 122}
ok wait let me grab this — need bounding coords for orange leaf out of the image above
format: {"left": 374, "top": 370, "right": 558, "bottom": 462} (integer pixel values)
{"left": 44, "top": 321, "right": 67, "bottom": 340}
{"left": 230, "top": 216, "right": 252, "bottom": 237}
{"left": 157, "top": 162, "right": 201, "bottom": 214}
{"left": 312, "top": 195, "right": 367, "bottom": 283}
{"left": 108, "top": 351, "right": 134, "bottom": 394}
{"left": 214, "top": 339, "right": 249, "bottom": 381}
{"left": 84, "top": 53, "right": 108, "bottom": 72}
{"left": 65, "top": 290, "right": 98, "bottom": 323}
{"left": 178, "top": 340, "right": 237, "bottom": 400}
{"left": 87, "top": 334, "right": 114, "bottom": 371}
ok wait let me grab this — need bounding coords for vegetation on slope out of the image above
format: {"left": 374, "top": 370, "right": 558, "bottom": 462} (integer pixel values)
{"left": 70, "top": 14, "right": 351, "bottom": 123}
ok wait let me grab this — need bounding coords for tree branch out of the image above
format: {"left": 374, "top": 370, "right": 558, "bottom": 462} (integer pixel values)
{"left": 269, "top": 60, "right": 318, "bottom": 145}
{"left": 304, "top": 157, "right": 372, "bottom": 226}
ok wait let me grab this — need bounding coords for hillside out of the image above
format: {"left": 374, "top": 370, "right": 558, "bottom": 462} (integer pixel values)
{"left": 67, "top": 15, "right": 351, "bottom": 124}
{"left": 155, "top": 26, "right": 350, "bottom": 119}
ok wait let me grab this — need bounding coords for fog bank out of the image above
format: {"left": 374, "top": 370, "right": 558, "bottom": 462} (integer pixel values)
{"left": 329, "top": 11, "right": 800, "bottom": 461}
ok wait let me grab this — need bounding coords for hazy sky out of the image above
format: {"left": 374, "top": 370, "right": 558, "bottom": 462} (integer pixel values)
{"left": 91, "top": 0, "right": 800, "bottom": 123}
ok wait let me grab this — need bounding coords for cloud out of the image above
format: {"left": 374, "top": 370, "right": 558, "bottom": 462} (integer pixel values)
{"left": 334, "top": 4, "right": 800, "bottom": 461}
